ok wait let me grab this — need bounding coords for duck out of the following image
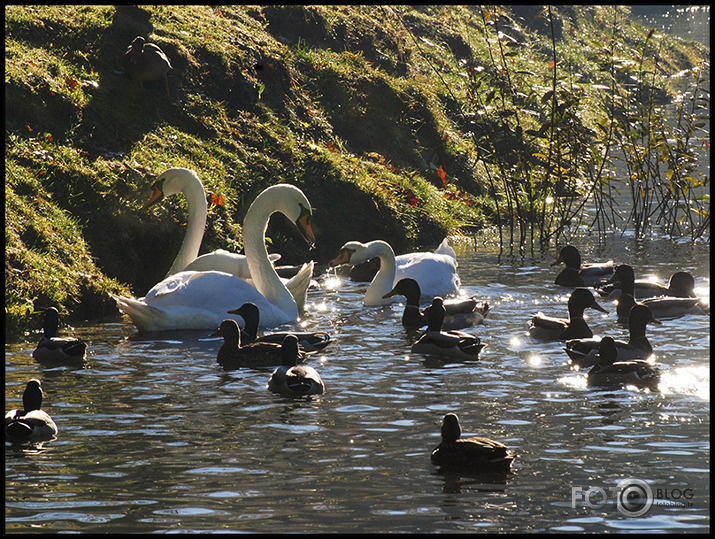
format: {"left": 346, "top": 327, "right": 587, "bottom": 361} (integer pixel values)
{"left": 587, "top": 336, "right": 660, "bottom": 390}
{"left": 411, "top": 297, "right": 485, "bottom": 359}
{"left": 267, "top": 335, "right": 325, "bottom": 397}
{"left": 111, "top": 183, "right": 315, "bottom": 332}
{"left": 140, "top": 168, "right": 282, "bottom": 281}
{"left": 596, "top": 269, "right": 698, "bottom": 300}
{"left": 227, "top": 302, "right": 331, "bottom": 352}
{"left": 32, "top": 307, "right": 87, "bottom": 362}
{"left": 528, "top": 288, "right": 607, "bottom": 341}
{"left": 329, "top": 238, "right": 460, "bottom": 306}
{"left": 382, "top": 278, "right": 490, "bottom": 330}
{"left": 430, "top": 413, "right": 515, "bottom": 471}
{"left": 563, "top": 304, "right": 661, "bottom": 367}
{"left": 4, "top": 379, "right": 58, "bottom": 443}
{"left": 211, "top": 319, "right": 309, "bottom": 369}
{"left": 121, "top": 35, "right": 173, "bottom": 97}
{"left": 601, "top": 264, "right": 708, "bottom": 320}
{"left": 551, "top": 245, "right": 614, "bottom": 288}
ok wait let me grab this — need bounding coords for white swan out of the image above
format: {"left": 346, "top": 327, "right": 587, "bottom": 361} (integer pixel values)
{"left": 112, "top": 183, "right": 315, "bottom": 332}
{"left": 329, "top": 238, "right": 460, "bottom": 306}
{"left": 143, "top": 167, "right": 281, "bottom": 280}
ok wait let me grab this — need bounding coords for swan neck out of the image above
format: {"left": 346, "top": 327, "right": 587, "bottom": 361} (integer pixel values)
{"left": 364, "top": 242, "right": 397, "bottom": 305}
{"left": 167, "top": 174, "right": 207, "bottom": 276}
{"left": 243, "top": 190, "right": 295, "bottom": 311}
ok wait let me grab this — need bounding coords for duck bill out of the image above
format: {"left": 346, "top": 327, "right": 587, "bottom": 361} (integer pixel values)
{"left": 592, "top": 301, "right": 608, "bottom": 313}
{"left": 209, "top": 329, "right": 221, "bottom": 338}
{"left": 550, "top": 254, "right": 563, "bottom": 267}
{"left": 382, "top": 286, "right": 399, "bottom": 299}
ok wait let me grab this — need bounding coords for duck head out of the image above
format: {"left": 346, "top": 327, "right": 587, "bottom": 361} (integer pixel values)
{"left": 426, "top": 297, "right": 446, "bottom": 331}
{"left": 280, "top": 334, "right": 300, "bottom": 367}
{"left": 227, "top": 303, "right": 260, "bottom": 339}
{"left": 42, "top": 307, "right": 61, "bottom": 339}
{"left": 440, "top": 413, "right": 462, "bottom": 443}
{"left": 568, "top": 288, "right": 608, "bottom": 315}
{"left": 22, "top": 379, "right": 44, "bottom": 413}
{"left": 551, "top": 245, "right": 582, "bottom": 269}
{"left": 382, "top": 278, "right": 421, "bottom": 303}
{"left": 597, "top": 336, "right": 618, "bottom": 368}
{"left": 211, "top": 319, "right": 242, "bottom": 347}
{"left": 668, "top": 271, "right": 696, "bottom": 297}
{"left": 605, "top": 264, "right": 635, "bottom": 287}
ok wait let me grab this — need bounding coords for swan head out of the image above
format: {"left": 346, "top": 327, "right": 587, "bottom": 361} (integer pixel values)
{"left": 295, "top": 201, "right": 315, "bottom": 246}
{"left": 142, "top": 168, "right": 200, "bottom": 209}
{"left": 329, "top": 241, "right": 369, "bottom": 267}
{"left": 252, "top": 184, "right": 315, "bottom": 246}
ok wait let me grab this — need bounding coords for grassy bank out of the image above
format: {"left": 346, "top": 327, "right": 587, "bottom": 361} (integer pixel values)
{"left": 5, "top": 5, "right": 708, "bottom": 338}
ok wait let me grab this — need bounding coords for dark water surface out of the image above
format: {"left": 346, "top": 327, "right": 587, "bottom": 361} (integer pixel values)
{"left": 5, "top": 232, "right": 709, "bottom": 533}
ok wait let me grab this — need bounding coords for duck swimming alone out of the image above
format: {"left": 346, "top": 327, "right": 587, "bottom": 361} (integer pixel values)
{"left": 32, "top": 307, "right": 87, "bottom": 362}
{"left": 383, "top": 278, "right": 490, "bottom": 330}
{"left": 602, "top": 265, "right": 708, "bottom": 320}
{"left": 4, "top": 379, "right": 58, "bottom": 443}
{"left": 587, "top": 336, "right": 660, "bottom": 390}
{"left": 528, "top": 288, "right": 607, "bottom": 341}
{"left": 551, "top": 245, "right": 614, "bottom": 288}
{"left": 267, "top": 335, "right": 325, "bottom": 397}
{"left": 430, "top": 413, "right": 515, "bottom": 471}
{"left": 121, "top": 35, "right": 173, "bottom": 97}
{"left": 227, "top": 303, "right": 331, "bottom": 352}
{"left": 411, "top": 297, "right": 485, "bottom": 359}
{"left": 211, "top": 319, "right": 308, "bottom": 369}
{"left": 564, "top": 304, "right": 661, "bottom": 367}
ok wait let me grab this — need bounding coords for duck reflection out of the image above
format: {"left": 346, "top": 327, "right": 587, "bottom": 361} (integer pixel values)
{"left": 436, "top": 467, "right": 514, "bottom": 494}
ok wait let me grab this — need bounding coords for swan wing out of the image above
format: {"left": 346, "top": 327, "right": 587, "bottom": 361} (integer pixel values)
{"left": 395, "top": 253, "right": 460, "bottom": 296}
{"left": 433, "top": 237, "right": 457, "bottom": 260}
{"left": 284, "top": 261, "right": 314, "bottom": 315}
{"left": 112, "top": 271, "right": 297, "bottom": 332}
{"left": 183, "top": 250, "right": 281, "bottom": 280}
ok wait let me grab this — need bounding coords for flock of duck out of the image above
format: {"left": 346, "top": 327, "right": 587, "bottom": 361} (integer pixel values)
{"left": 6, "top": 168, "right": 709, "bottom": 473}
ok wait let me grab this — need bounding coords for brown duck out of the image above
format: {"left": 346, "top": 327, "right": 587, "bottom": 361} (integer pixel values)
{"left": 431, "top": 413, "right": 516, "bottom": 471}
{"left": 122, "top": 35, "right": 172, "bottom": 97}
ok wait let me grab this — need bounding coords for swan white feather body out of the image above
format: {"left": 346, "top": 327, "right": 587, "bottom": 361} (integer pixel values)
{"left": 330, "top": 238, "right": 460, "bottom": 306}
{"left": 112, "top": 183, "right": 315, "bottom": 332}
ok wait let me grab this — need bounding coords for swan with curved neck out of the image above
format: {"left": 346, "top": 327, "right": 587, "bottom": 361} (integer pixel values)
{"left": 329, "top": 239, "right": 459, "bottom": 306}
{"left": 143, "top": 168, "right": 281, "bottom": 279}
{"left": 112, "top": 183, "right": 315, "bottom": 331}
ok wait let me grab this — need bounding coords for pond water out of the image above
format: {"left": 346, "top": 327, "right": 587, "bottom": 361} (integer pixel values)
{"left": 5, "top": 231, "right": 709, "bottom": 534}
